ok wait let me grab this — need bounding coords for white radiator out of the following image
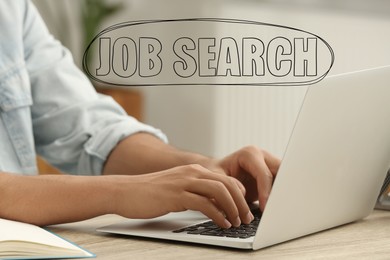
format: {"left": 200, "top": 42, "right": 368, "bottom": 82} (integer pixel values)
{"left": 144, "top": 86, "right": 307, "bottom": 159}
{"left": 213, "top": 87, "right": 307, "bottom": 158}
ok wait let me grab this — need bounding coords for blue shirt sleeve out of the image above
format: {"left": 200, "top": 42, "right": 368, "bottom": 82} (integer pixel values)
{"left": 23, "top": 0, "right": 167, "bottom": 175}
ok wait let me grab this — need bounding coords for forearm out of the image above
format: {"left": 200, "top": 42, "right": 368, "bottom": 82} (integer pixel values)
{"left": 0, "top": 168, "right": 253, "bottom": 229}
{"left": 0, "top": 172, "right": 118, "bottom": 226}
{"left": 103, "top": 133, "right": 214, "bottom": 175}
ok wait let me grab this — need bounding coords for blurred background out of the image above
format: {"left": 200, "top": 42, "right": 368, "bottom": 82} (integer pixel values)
{"left": 32, "top": 0, "right": 390, "bottom": 165}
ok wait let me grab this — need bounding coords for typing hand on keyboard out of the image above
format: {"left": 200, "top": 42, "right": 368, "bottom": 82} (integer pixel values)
{"left": 173, "top": 208, "right": 261, "bottom": 239}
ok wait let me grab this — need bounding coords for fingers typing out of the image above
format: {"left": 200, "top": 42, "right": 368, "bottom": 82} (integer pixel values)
{"left": 181, "top": 164, "right": 253, "bottom": 228}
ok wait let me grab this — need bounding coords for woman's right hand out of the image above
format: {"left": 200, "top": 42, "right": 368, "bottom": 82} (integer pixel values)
{"left": 111, "top": 164, "right": 254, "bottom": 228}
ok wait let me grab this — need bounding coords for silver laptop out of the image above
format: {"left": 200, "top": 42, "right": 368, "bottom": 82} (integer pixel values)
{"left": 97, "top": 66, "right": 390, "bottom": 250}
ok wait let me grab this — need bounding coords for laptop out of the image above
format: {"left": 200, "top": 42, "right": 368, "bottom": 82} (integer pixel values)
{"left": 97, "top": 66, "right": 390, "bottom": 250}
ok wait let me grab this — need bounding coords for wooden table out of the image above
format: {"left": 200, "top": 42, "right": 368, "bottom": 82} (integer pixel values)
{"left": 49, "top": 210, "right": 390, "bottom": 260}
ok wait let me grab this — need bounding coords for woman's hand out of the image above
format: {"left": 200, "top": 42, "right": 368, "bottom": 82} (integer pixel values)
{"left": 103, "top": 134, "right": 280, "bottom": 227}
{"left": 203, "top": 146, "right": 281, "bottom": 211}
{"left": 112, "top": 164, "right": 255, "bottom": 228}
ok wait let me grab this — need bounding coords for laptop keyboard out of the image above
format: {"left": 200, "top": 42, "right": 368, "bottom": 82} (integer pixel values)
{"left": 172, "top": 208, "right": 261, "bottom": 239}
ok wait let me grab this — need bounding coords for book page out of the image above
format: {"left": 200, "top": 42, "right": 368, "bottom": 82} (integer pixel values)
{"left": 0, "top": 218, "right": 92, "bottom": 256}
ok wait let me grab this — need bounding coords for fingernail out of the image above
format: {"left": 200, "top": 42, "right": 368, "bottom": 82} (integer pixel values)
{"left": 244, "top": 212, "right": 254, "bottom": 224}
{"left": 233, "top": 216, "right": 241, "bottom": 227}
{"left": 223, "top": 219, "right": 232, "bottom": 229}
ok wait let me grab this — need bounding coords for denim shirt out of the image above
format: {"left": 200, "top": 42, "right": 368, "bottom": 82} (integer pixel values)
{"left": 0, "top": 0, "right": 167, "bottom": 175}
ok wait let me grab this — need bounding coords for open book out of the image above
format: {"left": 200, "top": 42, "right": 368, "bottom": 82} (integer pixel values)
{"left": 0, "top": 218, "right": 95, "bottom": 259}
